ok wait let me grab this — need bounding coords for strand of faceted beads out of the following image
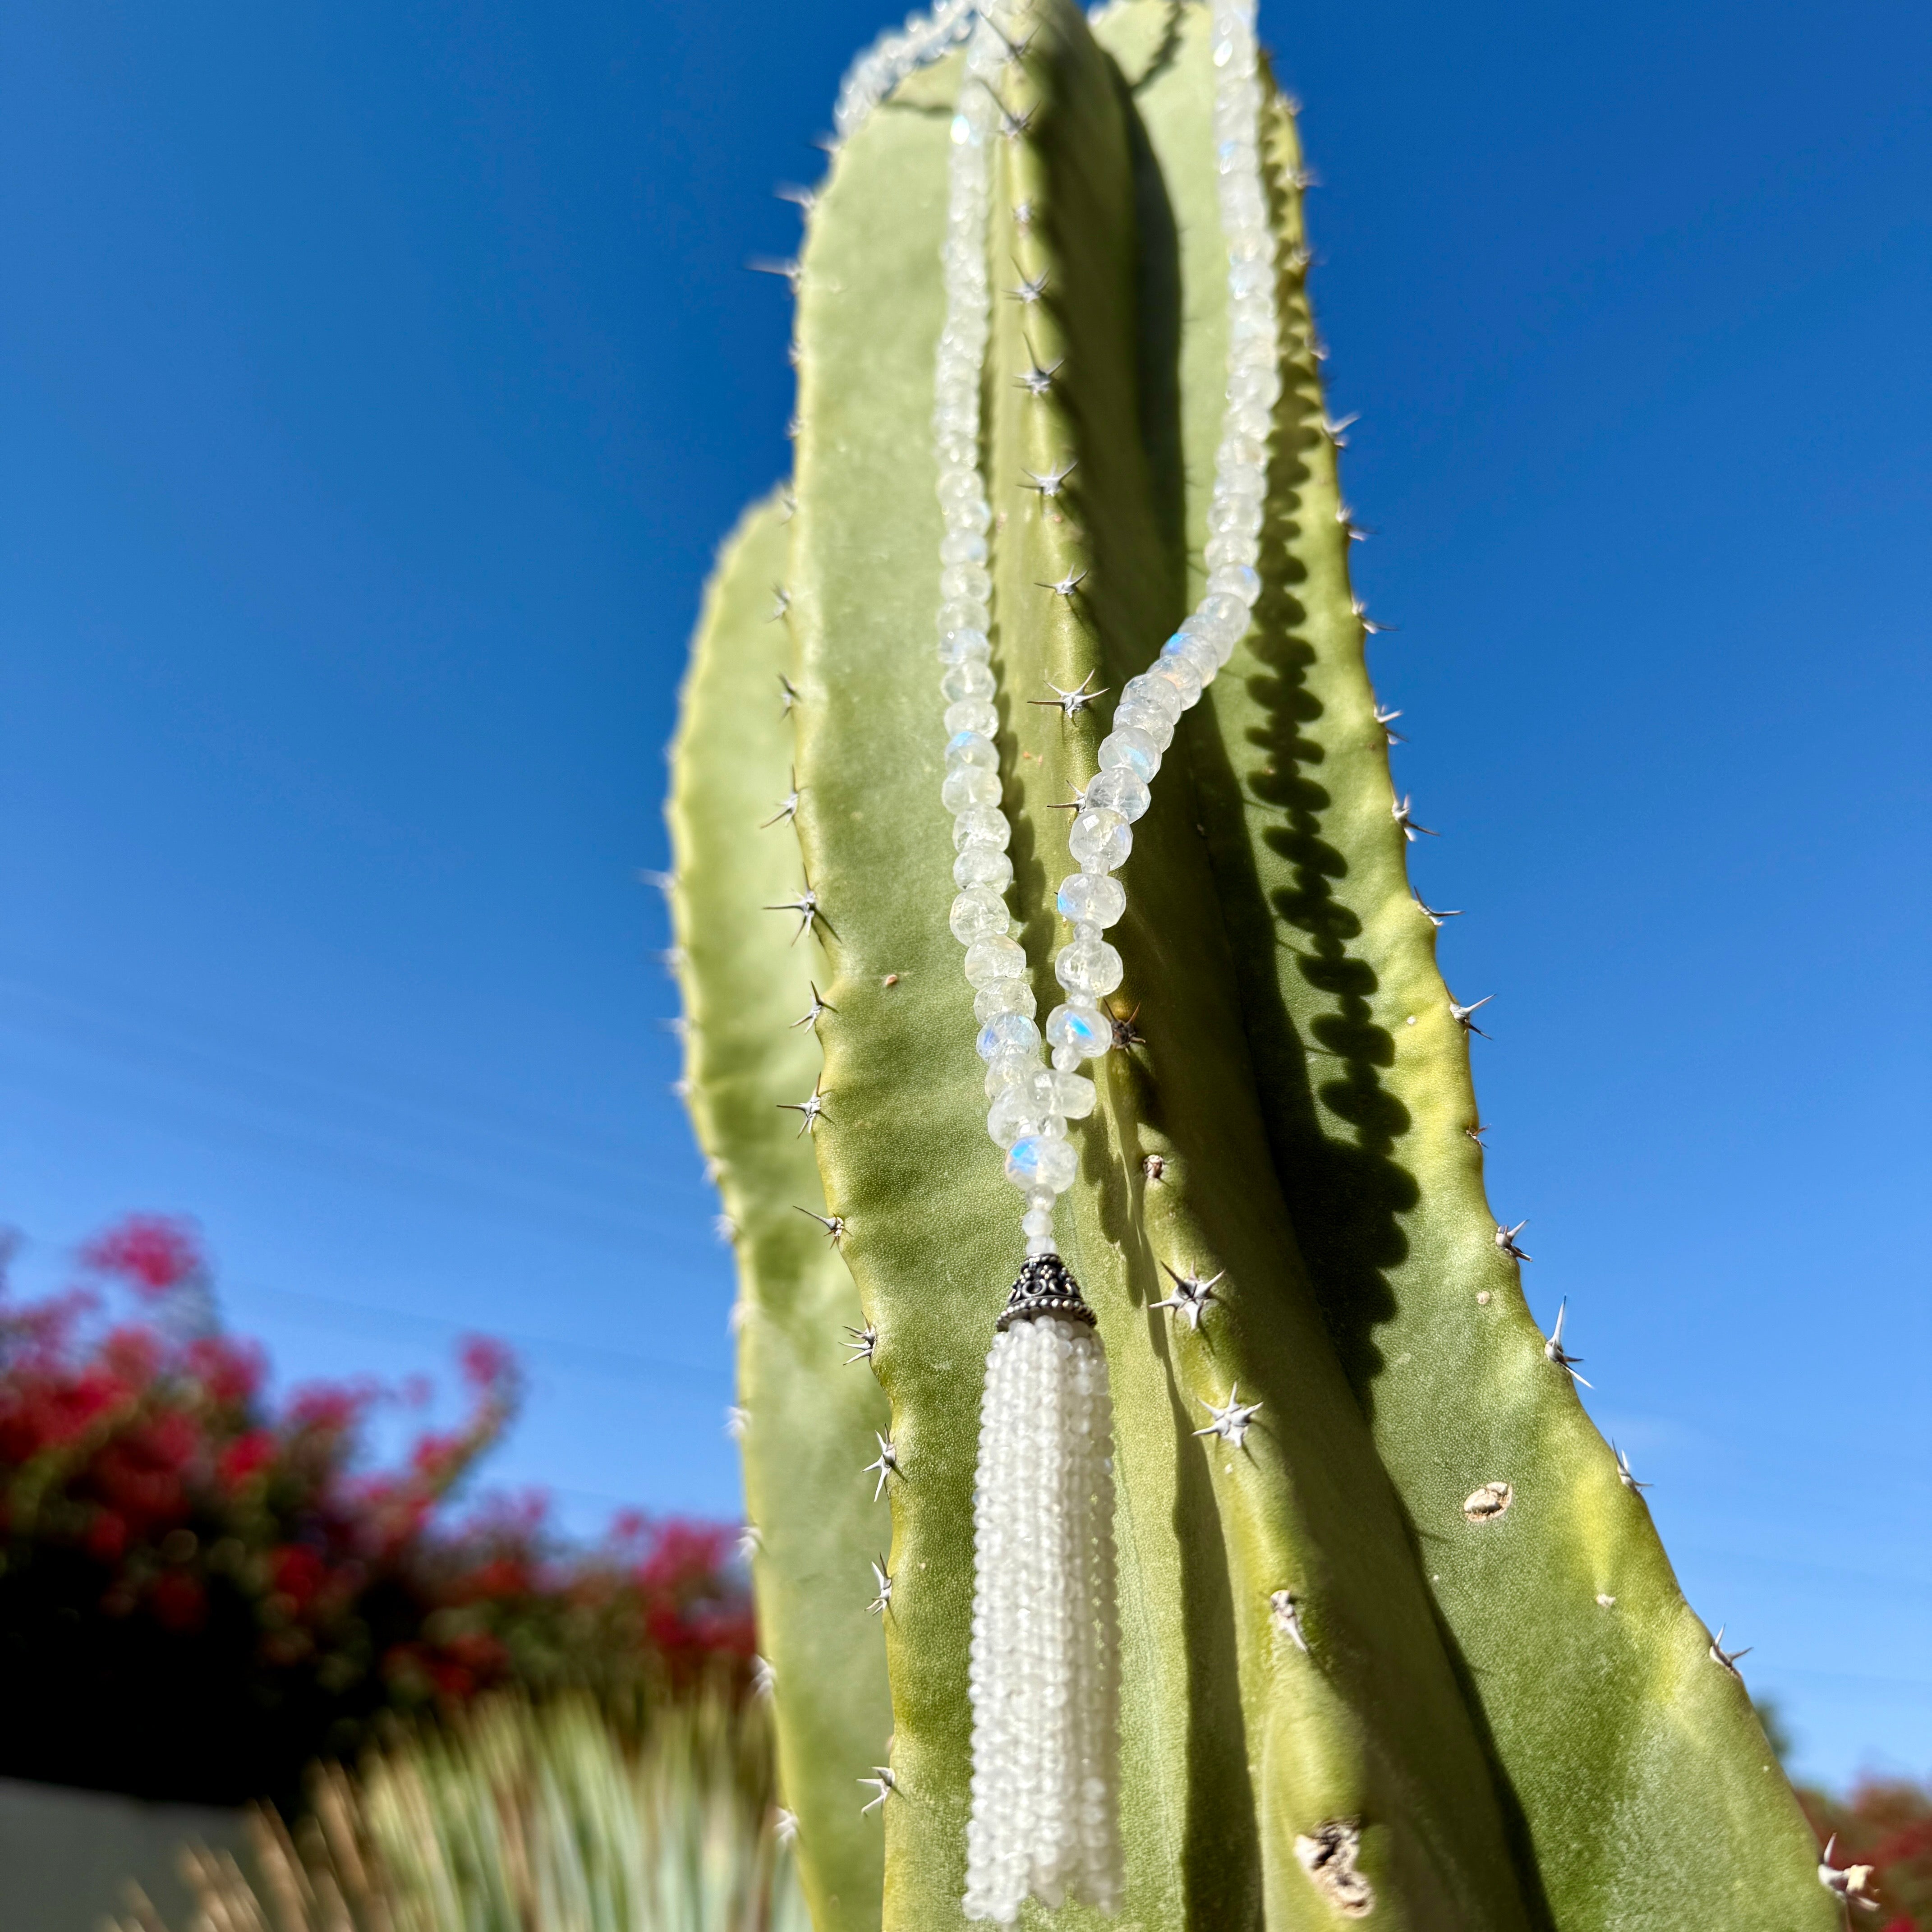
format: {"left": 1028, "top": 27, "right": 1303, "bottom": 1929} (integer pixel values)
{"left": 833, "top": 0, "right": 976, "bottom": 142}
{"left": 963, "top": 1315, "right": 1122, "bottom": 1923}
{"left": 938, "top": 0, "right": 1277, "bottom": 1260}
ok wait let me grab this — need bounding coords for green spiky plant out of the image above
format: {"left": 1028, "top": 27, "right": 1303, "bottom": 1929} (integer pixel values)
{"left": 122, "top": 1693, "right": 810, "bottom": 1932}
{"left": 670, "top": 4, "right": 1835, "bottom": 1929}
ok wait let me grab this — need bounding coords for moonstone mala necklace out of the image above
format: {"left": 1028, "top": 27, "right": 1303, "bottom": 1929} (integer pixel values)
{"left": 925, "top": 3, "right": 1280, "bottom": 1922}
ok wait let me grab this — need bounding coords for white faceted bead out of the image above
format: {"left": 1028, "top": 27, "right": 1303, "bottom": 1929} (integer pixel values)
{"left": 1046, "top": 1001, "right": 1111, "bottom": 1059}
{"left": 1021, "top": 1206, "right": 1055, "bottom": 1240}
{"left": 1055, "top": 934, "right": 1123, "bottom": 998}
{"left": 951, "top": 888, "right": 1010, "bottom": 944}
{"left": 1055, "top": 872, "right": 1125, "bottom": 927}
{"left": 941, "top": 562, "right": 994, "bottom": 602}
{"left": 1004, "top": 1134, "right": 1077, "bottom": 1193}
{"left": 965, "top": 934, "right": 1026, "bottom": 986}
{"left": 1170, "top": 636, "right": 1222, "bottom": 684}
{"left": 1052, "top": 1071, "right": 1096, "bottom": 1118}
{"left": 1085, "top": 766, "right": 1150, "bottom": 821}
{"left": 943, "top": 764, "right": 1002, "bottom": 812}
{"left": 977, "top": 1011, "right": 1040, "bottom": 1060}
{"left": 1112, "top": 702, "right": 1175, "bottom": 752}
{"left": 938, "top": 596, "right": 991, "bottom": 635}
{"left": 974, "top": 980, "right": 1037, "bottom": 1023}
{"left": 945, "top": 698, "right": 1000, "bottom": 736}
{"left": 955, "top": 845, "right": 1015, "bottom": 891}
{"left": 987, "top": 1082, "right": 1047, "bottom": 1149}
{"left": 1206, "top": 562, "right": 1262, "bottom": 607}
{"left": 1150, "top": 653, "right": 1204, "bottom": 708}
{"left": 939, "top": 626, "right": 992, "bottom": 665}
{"left": 983, "top": 1045, "right": 1038, "bottom": 1096}
{"left": 942, "top": 660, "right": 997, "bottom": 702}
{"left": 1204, "top": 531, "right": 1259, "bottom": 571}
{"left": 1095, "top": 727, "right": 1160, "bottom": 785}
{"left": 946, "top": 731, "right": 999, "bottom": 770}
{"left": 1067, "top": 808, "right": 1132, "bottom": 873}
{"left": 953, "top": 806, "right": 1011, "bottom": 852}
{"left": 1198, "top": 589, "right": 1248, "bottom": 636}
{"left": 1120, "top": 671, "right": 1182, "bottom": 722}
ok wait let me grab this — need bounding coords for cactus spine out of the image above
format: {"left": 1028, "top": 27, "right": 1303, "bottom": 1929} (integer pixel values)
{"left": 670, "top": 4, "right": 1835, "bottom": 1929}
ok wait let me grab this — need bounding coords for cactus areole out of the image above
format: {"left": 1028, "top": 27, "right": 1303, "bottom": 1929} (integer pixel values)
{"left": 669, "top": 3, "right": 1837, "bottom": 1930}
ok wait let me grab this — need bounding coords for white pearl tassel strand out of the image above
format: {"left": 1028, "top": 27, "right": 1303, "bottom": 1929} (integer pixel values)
{"left": 922, "top": 0, "right": 1278, "bottom": 1919}
{"left": 966, "top": 1315, "right": 1122, "bottom": 1922}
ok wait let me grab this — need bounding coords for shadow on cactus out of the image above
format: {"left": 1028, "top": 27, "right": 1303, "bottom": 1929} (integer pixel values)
{"left": 669, "top": 3, "right": 1834, "bottom": 1929}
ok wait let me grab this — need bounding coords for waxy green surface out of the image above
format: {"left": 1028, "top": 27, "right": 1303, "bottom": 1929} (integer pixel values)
{"left": 672, "top": 3, "right": 1836, "bottom": 1928}
{"left": 668, "top": 497, "right": 892, "bottom": 1932}
{"left": 1118, "top": 9, "right": 1832, "bottom": 1927}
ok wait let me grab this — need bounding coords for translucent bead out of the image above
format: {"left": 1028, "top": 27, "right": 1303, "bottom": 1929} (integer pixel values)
{"left": 1056, "top": 934, "right": 1123, "bottom": 998}
{"left": 1121, "top": 672, "right": 1183, "bottom": 724}
{"left": 974, "top": 979, "right": 1036, "bottom": 1023}
{"left": 941, "top": 661, "right": 996, "bottom": 703}
{"left": 938, "top": 626, "right": 991, "bottom": 665}
{"left": 951, "top": 888, "right": 1009, "bottom": 944}
{"left": 1206, "top": 562, "right": 1262, "bottom": 607}
{"left": 1005, "top": 1134, "right": 1078, "bottom": 1194}
{"left": 1096, "top": 728, "right": 1160, "bottom": 785}
{"left": 944, "top": 698, "right": 999, "bottom": 736}
{"left": 945, "top": 731, "right": 999, "bottom": 770}
{"left": 1113, "top": 701, "right": 1175, "bottom": 752}
{"left": 952, "top": 806, "right": 1010, "bottom": 852}
{"left": 942, "top": 764, "right": 1001, "bottom": 812}
{"left": 1052, "top": 1071, "right": 1097, "bottom": 1119}
{"left": 1198, "top": 589, "right": 1248, "bottom": 636}
{"left": 1168, "top": 635, "right": 1221, "bottom": 684}
{"left": 1056, "top": 871, "right": 1125, "bottom": 927}
{"left": 1150, "top": 653, "right": 1204, "bottom": 708}
{"left": 937, "top": 586, "right": 989, "bottom": 626}
{"left": 1021, "top": 1206, "right": 1055, "bottom": 1240}
{"left": 1086, "top": 767, "right": 1150, "bottom": 822}
{"left": 964, "top": 935, "right": 1026, "bottom": 985}
{"left": 1046, "top": 1002, "right": 1111, "bottom": 1058}
{"left": 983, "top": 1044, "right": 1032, "bottom": 1094}
{"left": 977, "top": 1012, "right": 1040, "bottom": 1060}
{"left": 1068, "top": 808, "right": 1132, "bottom": 873}
{"left": 1051, "top": 1044, "right": 1081, "bottom": 1072}
{"left": 940, "top": 529, "right": 988, "bottom": 564}
{"left": 954, "top": 845, "right": 1013, "bottom": 891}
{"left": 940, "top": 563, "right": 993, "bottom": 603}
{"left": 987, "top": 1086, "right": 1044, "bottom": 1150}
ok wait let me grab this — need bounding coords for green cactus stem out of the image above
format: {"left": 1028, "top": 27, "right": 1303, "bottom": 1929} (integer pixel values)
{"left": 669, "top": 5, "right": 1835, "bottom": 1930}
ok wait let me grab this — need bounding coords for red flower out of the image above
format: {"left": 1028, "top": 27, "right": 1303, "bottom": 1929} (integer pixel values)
{"left": 80, "top": 1216, "right": 204, "bottom": 1297}
{"left": 217, "top": 1429, "right": 276, "bottom": 1490}
{"left": 148, "top": 1571, "right": 207, "bottom": 1633}
{"left": 271, "top": 1544, "right": 327, "bottom": 1609}
{"left": 457, "top": 1335, "right": 518, "bottom": 1393}
{"left": 186, "top": 1335, "right": 266, "bottom": 1407}
{"left": 86, "top": 1509, "right": 128, "bottom": 1562}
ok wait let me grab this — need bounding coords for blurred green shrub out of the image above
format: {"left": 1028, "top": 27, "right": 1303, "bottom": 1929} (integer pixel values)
{"left": 118, "top": 1690, "right": 807, "bottom": 1932}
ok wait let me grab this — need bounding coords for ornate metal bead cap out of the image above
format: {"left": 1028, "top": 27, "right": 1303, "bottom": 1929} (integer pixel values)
{"left": 996, "top": 1253, "right": 1097, "bottom": 1331}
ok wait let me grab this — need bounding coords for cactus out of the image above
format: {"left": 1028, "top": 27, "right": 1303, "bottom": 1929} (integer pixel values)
{"left": 670, "top": 4, "right": 1834, "bottom": 1930}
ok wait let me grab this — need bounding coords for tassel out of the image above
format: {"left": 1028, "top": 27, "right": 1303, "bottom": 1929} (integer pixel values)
{"left": 964, "top": 1256, "right": 1122, "bottom": 1923}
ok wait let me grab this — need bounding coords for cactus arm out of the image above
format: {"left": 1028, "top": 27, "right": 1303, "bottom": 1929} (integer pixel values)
{"left": 787, "top": 8, "right": 1538, "bottom": 1927}
{"left": 667, "top": 496, "right": 892, "bottom": 1932}
{"left": 1124, "top": 23, "right": 1838, "bottom": 1931}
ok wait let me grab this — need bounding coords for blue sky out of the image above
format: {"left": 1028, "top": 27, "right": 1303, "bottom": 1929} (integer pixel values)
{"left": 1, "top": 0, "right": 1925, "bottom": 1787}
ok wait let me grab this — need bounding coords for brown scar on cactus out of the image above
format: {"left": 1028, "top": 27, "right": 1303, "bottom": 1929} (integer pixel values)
{"left": 1295, "top": 1821, "right": 1375, "bottom": 1918}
